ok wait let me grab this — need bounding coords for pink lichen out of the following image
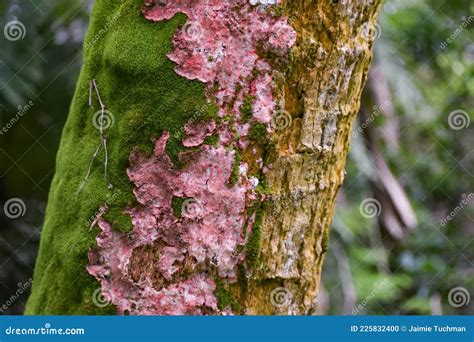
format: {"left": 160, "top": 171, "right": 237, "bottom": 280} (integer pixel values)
{"left": 88, "top": 220, "right": 218, "bottom": 315}
{"left": 143, "top": 0, "right": 296, "bottom": 121}
{"left": 88, "top": 132, "right": 252, "bottom": 314}
{"left": 182, "top": 120, "right": 216, "bottom": 147}
{"left": 88, "top": 0, "right": 296, "bottom": 315}
{"left": 129, "top": 133, "right": 250, "bottom": 278}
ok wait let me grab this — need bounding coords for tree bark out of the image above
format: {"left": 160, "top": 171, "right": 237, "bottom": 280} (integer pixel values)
{"left": 26, "top": 0, "right": 381, "bottom": 315}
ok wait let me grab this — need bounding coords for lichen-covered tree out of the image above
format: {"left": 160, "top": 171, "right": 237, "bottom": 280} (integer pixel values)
{"left": 26, "top": 0, "right": 381, "bottom": 315}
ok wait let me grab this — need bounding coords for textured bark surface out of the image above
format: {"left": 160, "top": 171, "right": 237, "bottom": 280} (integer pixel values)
{"left": 26, "top": 0, "right": 381, "bottom": 315}
{"left": 235, "top": 0, "right": 382, "bottom": 314}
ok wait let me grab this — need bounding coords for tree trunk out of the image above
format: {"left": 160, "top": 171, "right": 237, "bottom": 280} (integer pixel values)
{"left": 26, "top": 0, "right": 381, "bottom": 315}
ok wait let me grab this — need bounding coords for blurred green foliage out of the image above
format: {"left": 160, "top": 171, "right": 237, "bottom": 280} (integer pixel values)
{"left": 322, "top": 0, "right": 473, "bottom": 315}
{"left": 0, "top": 0, "right": 88, "bottom": 314}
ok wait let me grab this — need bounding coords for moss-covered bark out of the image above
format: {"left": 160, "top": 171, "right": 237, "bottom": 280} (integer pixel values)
{"left": 26, "top": 0, "right": 381, "bottom": 315}
{"left": 25, "top": 0, "right": 215, "bottom": 314}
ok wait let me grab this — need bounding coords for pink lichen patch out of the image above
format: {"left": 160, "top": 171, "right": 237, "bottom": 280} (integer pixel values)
{"left": 88, "top": 221, "right": 218, "bottom": 315}
{"left": 158, "top": 246, "right": 186, "bottom": 280}
{"left": 142, "top": 0, "right": 296, "bottom": 122}
{"left": 182, "top": 120, "right": 216, "bottom": 147}
{"left": 128, "top": 132, "right": 250, "bottom": 278}
{"left": 88, "top": 132, "right": 253, "bottom": 314}
{"left": 88, "top": 0, "right": 296, "bottom": 315}
{"left": 251, "top": 73, "right": 274, "bottom": 123}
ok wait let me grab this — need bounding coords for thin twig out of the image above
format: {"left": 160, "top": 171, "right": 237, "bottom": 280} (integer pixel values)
{"left": 76, "top": 142, "right": 101, "bottom": 195}
{"left": 92, "top": 79, "right": 105, "bottom": 109}
{"left": 103, "top": 136, "right": 112, "bottom": 189}
{"left": 88, "top": 80, "right": 93, "bottom": 107}
{"left": 77, "top": 79, "right": 113, "bottom": 194}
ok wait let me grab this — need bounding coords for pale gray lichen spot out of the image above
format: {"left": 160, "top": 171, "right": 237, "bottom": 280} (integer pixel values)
{"left": 321, "top": 114, "right": 338, "bottom": 152}
{"left": 280, "top": 212, "right": 309, "bottom": 278}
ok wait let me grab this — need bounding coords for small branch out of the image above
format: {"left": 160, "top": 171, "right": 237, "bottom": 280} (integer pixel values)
{"left": 88, "top": 79, "right": 93, "bottom": 107}
{"left": 102, "top": 136, "right": 112, "bottom": 189}
{"left": 92, "top": 79, "right": 105, "bottom": 110}
{"left": 77, "top": 79, "right": 113, "bottom": 194}
{"left": 76, "top": 142, "right": 101, "bottom": 195}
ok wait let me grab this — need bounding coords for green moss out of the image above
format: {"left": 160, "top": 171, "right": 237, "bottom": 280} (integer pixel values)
{"left": 214, "top": 278, "right": 240, "bottom": 312}
{"left": 321, "top": 227, "right": 330, "bottom": 254}
{"left": 240, "top": 94, "right": 254, "bottom": 121}
{"left": 245, "top": 203, "right": 264, "bottom": 269}
{"left": 248, "top": 122, "right": 267, "bottom": 141}
{"left": 171, "top": 196, "right": 187, "bottom": 218}
{"left": 203, "top": 134, "right": 219, "bottom": 146}
{"left": 255, "top": 180, "right": 270, "bottom": 196}
{"left": 26, "top": 0, "right": 212, "bottom": 315}
{"left": 229, "top": 149, "right": 241, "bottom": 185}
{"left": 271, "top": 5, "right": 284, "bottom": 17}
